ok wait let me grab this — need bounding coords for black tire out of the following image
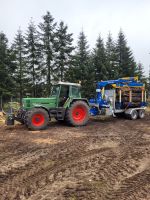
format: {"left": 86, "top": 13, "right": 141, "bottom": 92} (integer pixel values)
{"left": 138, "top": 109, "right": 145, "bottom": 119}
{"left": 26, "top": 108, "right": 49, "bottom": 130}
{"left": 115, "top": 113, "right": 125, "bottom": 118}
{"left": 65, "top": 101, "right": 89, "bottom": 126}
{"left": 19, "top": 119, "right": 25, "bottom": 125}
{"left": 129, "top": 110, "right": 138, "bottom": 120}
{"left": 16, "top": 110, "right": 26, "bottom": 124}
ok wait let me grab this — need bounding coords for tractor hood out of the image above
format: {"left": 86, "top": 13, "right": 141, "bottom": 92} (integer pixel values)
{"left": 22, "top": 97, "right": 57, "bottom": 110}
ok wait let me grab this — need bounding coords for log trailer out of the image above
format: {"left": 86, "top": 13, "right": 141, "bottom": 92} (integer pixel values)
{"left": 89, "top": 77, "right": 147, "bottom": 119}
{"left": 6, "top": 77, "right": 147, "bottom": 130}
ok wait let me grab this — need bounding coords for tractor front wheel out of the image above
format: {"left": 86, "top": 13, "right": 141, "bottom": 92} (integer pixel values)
{"left": 66, "top": 101, "right": 89, "bottom": 126}
{"left": 26, "top": 108, "right": 49, "bottom": 130}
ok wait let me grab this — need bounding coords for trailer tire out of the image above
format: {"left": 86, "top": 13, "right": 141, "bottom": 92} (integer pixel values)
{"left": 115, "top": 113, "right": 125, "bottom": 118}
{"left": 129, "top": 110, "right": 138, "bottom": 120}
{"left": 26, "top": 108, "right": 49, "bottom": 130}
{"left": 138, "top": 109, "right": 145, "bottom": 119}
{"left": 66, "top": 101, "right": 89, "bottom": 126}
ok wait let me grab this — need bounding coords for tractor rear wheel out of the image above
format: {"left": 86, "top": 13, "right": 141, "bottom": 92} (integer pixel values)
{"left": 66, "top": 101, "right": 89, "bottom": 126}
{"left": 26, "top": 108, "right": 49, "bottom": 130}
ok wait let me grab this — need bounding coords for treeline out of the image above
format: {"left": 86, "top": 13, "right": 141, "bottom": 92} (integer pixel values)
{"left": 0, "top": 11, "right": 148, "bottom": 102}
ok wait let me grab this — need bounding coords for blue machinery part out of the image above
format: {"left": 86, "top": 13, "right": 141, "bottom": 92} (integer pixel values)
{"left": 89, "top": 77, "right": 147, "bottom": 116}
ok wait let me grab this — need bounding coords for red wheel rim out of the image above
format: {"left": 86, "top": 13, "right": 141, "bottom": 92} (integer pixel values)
{"left": 72, "top": 106, "right": 86, "bottom": 122}
{"left": 32, "top": 113, "right": 45, "bottom": 127}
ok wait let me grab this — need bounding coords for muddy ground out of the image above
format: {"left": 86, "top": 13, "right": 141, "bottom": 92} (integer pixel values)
{"left": 0, "top": 114, "right": 150, "bottom": 200}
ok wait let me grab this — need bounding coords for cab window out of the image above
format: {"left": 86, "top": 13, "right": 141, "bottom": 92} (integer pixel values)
{"left": 51, "top": 85, "right": 60, "bottom": 96}
{"left": 72, "top": 86, "right": 80, "bottom": 97}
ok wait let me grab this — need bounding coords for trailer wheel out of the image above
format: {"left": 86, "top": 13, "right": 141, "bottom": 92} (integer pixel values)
{"left": 138, "top": 109, "right": 145, "bottom": 119}
{"left": 115, "top": 113, "right": 125, "bottom": 118}
{"left": 129, "top": 110, "right": 138, "bottom": 120}
{"left": 66, "top": 101, "right": 89, "bottom": 126}
{"left": 26, "top": 108, "right": 49, "bottom": 130}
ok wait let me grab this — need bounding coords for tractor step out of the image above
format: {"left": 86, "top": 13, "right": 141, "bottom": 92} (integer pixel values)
{"left": 50, "top": 108, "right": 66, "bottom": 120}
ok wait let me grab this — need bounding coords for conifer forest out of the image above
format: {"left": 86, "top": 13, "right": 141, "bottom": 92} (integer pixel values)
{"left": 0, "top": 11, "right": 149, "bottom": 104}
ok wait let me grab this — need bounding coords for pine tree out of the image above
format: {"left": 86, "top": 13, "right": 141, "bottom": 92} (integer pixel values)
{"left": 136, "top": 62, "right": 145, "bottom": 80}
{"left": 106, "top": 33, "right": 118, "bottom": 79}
{"left": 25, "top": 19, "right": 42, "bottom": 97}
{"left": 64, "top": 56, "right": 78, "bottom": 83}
{"left": 75, "top": 31, "right": 90, "bottom": 79}
{"left": 73, "top": 31, "right": 94, "bottom": 97}
{"left": 38, "top": 11, "right": 56, "bottom": 95}
{"left": 116, "top": 30, "right": 136, "bottom": 77}
{"left": 54, "top": 21, "right": 74, "bottom": 81}
{"left": 0, "top": 32, "right": 15, "bottom": 98}
{"left": 93, "top": 34, "right": 108, "bottom": 81}
{"left": 12, "top": 29, "right": 27, "bottom": 103}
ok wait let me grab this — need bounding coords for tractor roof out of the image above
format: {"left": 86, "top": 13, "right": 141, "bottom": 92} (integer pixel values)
{"left": 53, "top": 81, "right": 81, "bottom": 87}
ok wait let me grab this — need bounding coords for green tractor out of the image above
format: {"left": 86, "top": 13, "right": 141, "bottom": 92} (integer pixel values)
{"left": 6, "top": 82, "right": 89, "bottom": 130}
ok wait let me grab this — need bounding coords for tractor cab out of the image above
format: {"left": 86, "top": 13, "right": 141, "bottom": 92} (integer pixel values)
{"left": 51, "top": 82, "right": 81, "bottom": 107}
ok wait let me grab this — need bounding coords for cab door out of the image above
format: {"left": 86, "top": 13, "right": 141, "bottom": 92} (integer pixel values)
{"left": 58, "top": 85, "right": 70, "bottom": 107}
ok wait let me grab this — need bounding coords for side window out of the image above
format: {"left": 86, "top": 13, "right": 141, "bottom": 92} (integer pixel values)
{"left": 72, "top": 86, "right": 80, "bottom": 97}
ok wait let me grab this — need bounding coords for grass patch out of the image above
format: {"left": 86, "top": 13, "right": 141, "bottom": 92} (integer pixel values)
{"left": 42, "top": 159, "right": 54, "bottom": 168}
{"left": 69, "top": 196, "right": 77, "bottom": 200}
{"left": 90, "top": 180, "right": 107, "bottom": 190}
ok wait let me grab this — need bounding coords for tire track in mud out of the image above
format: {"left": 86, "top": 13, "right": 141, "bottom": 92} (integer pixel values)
{"left": 0, "top": 140, "right": 115, "bottom": 199}
{"left": 0, "top": 116, "right": 150, "bottom": 200}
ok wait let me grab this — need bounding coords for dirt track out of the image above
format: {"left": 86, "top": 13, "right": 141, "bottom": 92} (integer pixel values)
{"left": 0, "top": 114, "right": 150, "bottom": 200}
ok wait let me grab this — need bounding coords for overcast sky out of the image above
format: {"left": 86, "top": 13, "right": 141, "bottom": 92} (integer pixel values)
{"left": 0, "top": 0, "right": 150, "bottom": 75}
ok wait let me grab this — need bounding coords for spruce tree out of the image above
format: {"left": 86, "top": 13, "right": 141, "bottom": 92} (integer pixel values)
{"left": 54, "top": 21, "right": 74, "bottom": 81}
{"left": 106, "top": 33, "right": 118, "bottom": 79}
{"left": 73, "top": 31, "right": 94, "bottom": 97}
{"left": 25, "top": 19, "right": 41, "bottom": 97}
{"left": 93, "top": 34, "right": 108, "bottom": 81}
{"left": 136, "top": 62, "right": 145, "bottom": 80}
{"left": 12, "top": 29, "right": 27, "bottom": 103}
{"left": 0, "top": 32, "right": 15, "bottom": 98}
{"left": 116, "top": 30, "right": 136, "bottom": 77}
{"left": 64, "top": 56, "right": 77, "bottom": 83}
{"left": 38, "top": 11, "right": 56, "bottom": 95}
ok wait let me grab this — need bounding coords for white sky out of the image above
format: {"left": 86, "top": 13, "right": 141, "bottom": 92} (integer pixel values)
{"left": 0, "top": 0, "right": 150, "bottom": 75}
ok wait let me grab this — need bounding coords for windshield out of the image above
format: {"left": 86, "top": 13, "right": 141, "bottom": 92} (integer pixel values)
{"left": 51, "top": 85, "right": 60, "bottom": 96}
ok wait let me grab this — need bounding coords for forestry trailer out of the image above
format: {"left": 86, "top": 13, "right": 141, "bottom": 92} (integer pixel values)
{"left": 6, "top": 77, "right": 147, "bottom": 130}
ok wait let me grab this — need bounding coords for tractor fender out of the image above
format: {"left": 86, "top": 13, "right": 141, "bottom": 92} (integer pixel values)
{"left": 33, "top": 105, "right": 50, "bottom": 116}
{"left": 70, "top": 98, "right": 89, "bottom": 106}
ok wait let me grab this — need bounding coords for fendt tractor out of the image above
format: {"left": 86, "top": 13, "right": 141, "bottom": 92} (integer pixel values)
{"left": 6, "top": 77, "right": 147, "bottom": 130}
{"left": 7, "top": 82, "right": 90, "bottom": 130}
